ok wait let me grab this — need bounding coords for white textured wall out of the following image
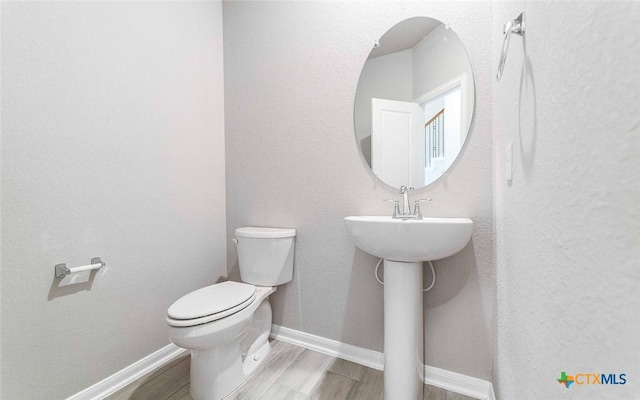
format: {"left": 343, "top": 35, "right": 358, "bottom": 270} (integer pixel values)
{"left": 224, "top": 1, "right": 494, "bottom": 379}
{"left": 1, "top": 2, "right": 226, "bottom": 398}
{"left": 492, "top": 2, "right": 640, "bottom": 399}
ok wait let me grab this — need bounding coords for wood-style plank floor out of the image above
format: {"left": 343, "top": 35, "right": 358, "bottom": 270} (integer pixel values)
{"left": 106, "top": 340, "right": 477, "bottom": 400}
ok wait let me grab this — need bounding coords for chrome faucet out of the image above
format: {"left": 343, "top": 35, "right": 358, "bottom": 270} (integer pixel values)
{"left": 385, "top": 185, "right": 431, "bottom": 219}
{"left": 400, "top": 185, "right": 411, "bottom": 216}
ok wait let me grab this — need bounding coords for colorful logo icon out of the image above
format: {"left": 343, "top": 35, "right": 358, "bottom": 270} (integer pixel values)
{"left": 557, "top": 371, "right": 627, "bottom": 388}
{"left": 557, "top": 372, "right": 575, "bottom": 388}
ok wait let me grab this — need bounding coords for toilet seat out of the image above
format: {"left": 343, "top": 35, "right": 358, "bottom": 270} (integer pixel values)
{"left": 167, "top": 281, "right": 256, "bottom": 327}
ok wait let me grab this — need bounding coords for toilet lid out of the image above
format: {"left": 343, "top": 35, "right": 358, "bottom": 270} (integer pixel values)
{"left": 168, "top": 281, "right": 256, "bottom": 321}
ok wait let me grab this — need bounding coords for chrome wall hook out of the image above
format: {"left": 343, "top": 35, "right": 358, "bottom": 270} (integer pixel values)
{"left": 497, "top": 12, "right": 526, "bottom": 81}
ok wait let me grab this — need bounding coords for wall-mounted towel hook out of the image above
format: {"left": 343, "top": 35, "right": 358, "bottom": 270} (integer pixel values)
{"left": 497, "top": 12, "right": 525, "bottom": 81}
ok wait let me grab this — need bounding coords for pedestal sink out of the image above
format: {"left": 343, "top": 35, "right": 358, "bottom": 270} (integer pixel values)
{"left": 344, "top": 216, "right": 473, "bottom": 400}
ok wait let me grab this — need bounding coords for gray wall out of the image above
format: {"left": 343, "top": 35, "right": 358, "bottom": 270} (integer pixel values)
{"left": 224, "top": 1, "right": 494, "bottom": 380}
{"left": 0, "top": 2, "right": 227, "bottom": 398}
{"left": 492, "top": 2, "right": 640, "bottom": 398}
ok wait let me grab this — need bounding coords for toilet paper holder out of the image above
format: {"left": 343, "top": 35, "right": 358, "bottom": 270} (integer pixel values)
{"left": 55, "top": 257, "right": 106, "bottom": 278}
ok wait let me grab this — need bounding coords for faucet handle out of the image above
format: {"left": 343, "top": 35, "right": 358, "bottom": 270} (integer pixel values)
{"left": 384, "top": 199, "right": 400, "bottom": 219}
{"left": 413, "top": 198, "right": 432, "bottom": 219}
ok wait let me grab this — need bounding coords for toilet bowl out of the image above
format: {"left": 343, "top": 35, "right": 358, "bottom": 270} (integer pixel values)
{"left": 167, "top": 227, "right": 295, "bottom": 400}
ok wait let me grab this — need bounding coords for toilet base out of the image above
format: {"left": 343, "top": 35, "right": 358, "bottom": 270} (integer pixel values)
{"left": 242, "top": 336, "right": 271, "bottom": 377}
{"left": 188, "top": 298, "right": 273, "bottom": 400}
{"left": 190, "top": 340, "right": 245, "bottom": 400}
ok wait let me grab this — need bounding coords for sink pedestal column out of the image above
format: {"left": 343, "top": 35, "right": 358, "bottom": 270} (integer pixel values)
{"left": 383, "top": 260, "right": 424, "bottom": 400}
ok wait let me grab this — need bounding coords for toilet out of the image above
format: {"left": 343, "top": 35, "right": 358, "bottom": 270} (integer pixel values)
{"left": 166, "top": 226, "right": 296, "bottom": 400}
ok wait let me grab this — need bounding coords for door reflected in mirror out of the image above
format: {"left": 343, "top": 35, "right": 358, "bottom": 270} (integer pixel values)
{"left": 354, "top": 17, "right": 475, "bottom": 189}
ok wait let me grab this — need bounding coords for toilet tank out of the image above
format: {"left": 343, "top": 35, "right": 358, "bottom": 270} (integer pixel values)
{"left": 235, "top": 227, "right": 296, "bottom": 286}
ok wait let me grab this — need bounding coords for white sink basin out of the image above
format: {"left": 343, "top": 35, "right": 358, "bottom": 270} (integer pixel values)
{"left": 344, "top": 216, "right": 473, "bottom": 262}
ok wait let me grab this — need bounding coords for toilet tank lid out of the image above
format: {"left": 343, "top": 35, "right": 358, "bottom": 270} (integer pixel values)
{"left": 235, "top": 227, "right": 296, "bottom": 238}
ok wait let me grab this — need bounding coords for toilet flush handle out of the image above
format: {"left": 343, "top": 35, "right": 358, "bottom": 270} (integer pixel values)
{"left": 232, "top": 238, "right": 238, "bottom": 245}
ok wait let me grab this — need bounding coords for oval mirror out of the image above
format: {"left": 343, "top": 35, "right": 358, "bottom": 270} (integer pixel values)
{"left": 354, "top": 17, "right": 475, "bottom": 189}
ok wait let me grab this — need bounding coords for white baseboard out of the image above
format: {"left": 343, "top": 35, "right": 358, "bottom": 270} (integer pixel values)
{"left": 270, "top": 324, "right": 384, "bottom": 370}
{"left": 271, "top": 324, "right": 495, "bottom": 400}
{"left": 66, "top": 344, "right": 188, "bottom": 400}
{"left": 424, "top": 364, "right": 495, "bottom": 400}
